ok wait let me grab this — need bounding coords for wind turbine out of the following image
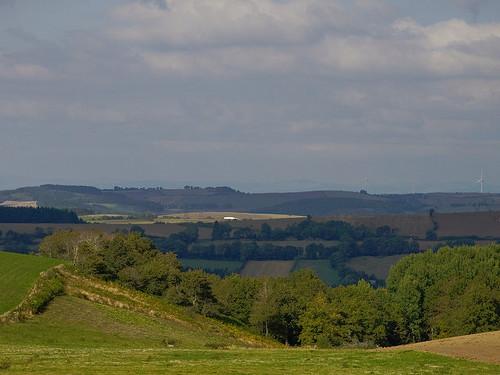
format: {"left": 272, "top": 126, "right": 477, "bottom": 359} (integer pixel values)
{"left": 476, "top": 169, "right": 485, "bottom": 193}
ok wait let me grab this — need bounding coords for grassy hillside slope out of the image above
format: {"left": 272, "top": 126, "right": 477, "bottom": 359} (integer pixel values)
{"left": 0, "top": 295, "right": 259, "bottom": 349}
{"left": 0, "top": 256, "right": 498, "bottom": 373}
{"left": 0, "top": 251, "right": 63, "bottom": 314}
{"left": 0, "top": 252, "right": 275, "bottom": 350}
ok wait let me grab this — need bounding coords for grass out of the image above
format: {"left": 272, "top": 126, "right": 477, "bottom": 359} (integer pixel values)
{"left": 346, "top": 255, "right": 407, "bottom": 280}
{"left": 0, "top": 296, "right": 244, "bottom": 349}
{"left": 1, "top": 253, "right": 498, "bottom": 374}
{"left": 157, "top": 212, "right": 305, "bottom": 224}
{"left": 240, "top": 260, "right": 295, "bottom": 277}
{"left": 293, "top": 260, "right": 340, "bottom": 286}
{"left": 385, "top": 331, "right": 500, "bottom": 365}
{"left": 0, "top": 251, "right": 63, "bottom": 314}
{"left": 180, "top": 259, "right": 243, "bottom": 274}
{"left": 80, "top": 212, "right": 304, "bottom": 225}
{"left": 0, "top": 347, "right": 498, "bottom": 374}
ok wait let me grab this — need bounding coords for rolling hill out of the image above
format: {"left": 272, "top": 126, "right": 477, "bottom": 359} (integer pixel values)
{"left": 3, "top": 184, "right": 500, "bottom": 216}
{"left": 0, "top": 254, "right": 275, "bottom": 349}
{"left": 0, "top": 252, "right": 499, "bottom": 374}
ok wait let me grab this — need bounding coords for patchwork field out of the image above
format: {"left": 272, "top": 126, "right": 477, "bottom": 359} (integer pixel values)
{"left": 180, "top": 259, "right": 243, "bottom": 274}
{"left": 293, "top": 260, "right": 340, "bottom": 286}
{"left": 158, "top": 211, "right": 305, "bottom": 223}
{"left": 0, "top": 223, "right": 187, "bottom": 238}
{"left": 240, "top": 260, "right": 295, "bottom": 277}
{"left": 207, "top": 239, "right": 340, "bottom": 248}
{"left": 346, "top": 255, "right": 407, "bottom": 280}
{"left": 0, "top": 251, "right": 63, "bottom": 314}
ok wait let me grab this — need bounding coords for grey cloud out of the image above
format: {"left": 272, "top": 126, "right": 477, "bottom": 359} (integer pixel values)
{"left": 451, "top": 0, "right": 491, "bottom": 21}
{"left": 1, "top": 0, "right": 500, "bottom": 192}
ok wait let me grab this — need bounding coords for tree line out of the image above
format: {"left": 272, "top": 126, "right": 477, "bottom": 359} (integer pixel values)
{"left": 154, "top": 220, "right": 419, "bottom": 261}
{"left": 39, "top": 230, "right": 499, "bottom": 347}
{"left": 0, "top": 206, "right": 81, "bottom": 223}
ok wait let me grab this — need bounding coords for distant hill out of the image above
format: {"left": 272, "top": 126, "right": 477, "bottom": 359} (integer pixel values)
{"left": 2, "top": 184, "right": 500, "bottom": 216}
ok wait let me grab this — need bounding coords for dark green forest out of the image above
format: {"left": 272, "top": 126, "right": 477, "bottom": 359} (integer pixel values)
{"left": 0, "top": 206, "right": 81, "bottom": 223}
{"left": 39, "top": 230, "right": 499, "bottom": 347}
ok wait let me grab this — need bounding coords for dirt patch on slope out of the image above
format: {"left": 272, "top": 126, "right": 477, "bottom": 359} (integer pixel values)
{"left": 384, "top": 331, "right": 500, "bottom": 364}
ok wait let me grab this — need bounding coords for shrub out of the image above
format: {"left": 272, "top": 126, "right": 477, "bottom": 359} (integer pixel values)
{"left": 0, "top": 359, "right": 11, "bottom": 370}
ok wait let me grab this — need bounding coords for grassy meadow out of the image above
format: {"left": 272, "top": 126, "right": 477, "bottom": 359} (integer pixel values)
{"left": 0, "top": 251, "right": 63, "bottom": 314}
{"left": 0, "top": 346, "right": 498, "bottom": 374}
{"left": 0, "top": 251, "right": 499, "bottom": 374}
{"left": 0, "top": 296, "right": 252, "bottom": 349}
{"left": 240, "top": 260, "right": 295, "bottom": 277}
{"left": 346, "top": 255, "right": 406, "bottom": 280}
{"left": 293, "top": 260, "right": 341, "bottom": 286}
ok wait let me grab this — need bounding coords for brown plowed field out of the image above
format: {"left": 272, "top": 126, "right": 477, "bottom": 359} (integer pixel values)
{"left": 436, "top": 211, "right": 500, "bottom": 238}
{"left": 384, "top": 331, "right": 500, "bottom": 364}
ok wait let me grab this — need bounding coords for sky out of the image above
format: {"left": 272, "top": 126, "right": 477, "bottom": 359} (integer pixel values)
{"left": 1, "top": 0, "right": 500, "bottom": 193}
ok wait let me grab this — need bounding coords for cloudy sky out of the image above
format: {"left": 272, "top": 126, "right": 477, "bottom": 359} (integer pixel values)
{"left": 1, "top": 0, "right": 499, "bottom": 193}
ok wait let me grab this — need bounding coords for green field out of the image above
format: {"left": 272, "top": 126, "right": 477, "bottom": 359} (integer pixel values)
{"left": 240, "top": 260, "right": 295, "bottom": 277}
{"left": 0, "top": 346, "right": 498, "bottom": 374}
{"left": 1, "top": 251, "right": 498, "bottom": 374}
{"left": 293, "top": 260, "right": 341, "bottom": 286}
{"left": 0, "top": 295, "right": 254, "bottom": 349}
{"left": 346, "top": 255, "right": 406, "bottom": 280}
{"left": 0, "top": 251, "right": 64, "bottom": 314}
{"left": 180, "top": 259, "right": 243, "bottom": 274}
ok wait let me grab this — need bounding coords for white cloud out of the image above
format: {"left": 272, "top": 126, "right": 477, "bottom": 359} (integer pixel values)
{"left": 111, "top": 0, "right": 345, "bottom": 46}
{"left": 109, "top": 1, "right": 500, "bottom": 78}
{"left": 142, "top": 46, "right": 296, "bottom": 75}
{"left": 394, "top": 18, "right": 500, "bottom": 48}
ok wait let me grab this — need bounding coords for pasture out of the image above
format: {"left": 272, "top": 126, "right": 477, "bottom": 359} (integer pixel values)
{"left": 0, "top": 251, "right": 63, "bottom": 314}
{"left": 157, "top": 211, "right": 305, "bottom": 223}
{"left": 240, "top": 260, "right": 295, "bottom": 277}
{"left": 0, "top": 346, "right": 498, "bottom": 374}
{"left": 0, "top": 295, "right": 249, "bottom": 349}
{"left": 346, "top": 255, "right": 406, "bottom": 280}
{"left": 293, "top": 260, "right": 340, "bottom": 286}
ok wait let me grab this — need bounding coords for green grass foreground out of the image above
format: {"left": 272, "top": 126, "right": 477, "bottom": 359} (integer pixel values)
{"left": 0, "top": 251, "right": 63, "bottom": 314}
{"left": 0, "top": 347, "right": 498, "bottom": 374}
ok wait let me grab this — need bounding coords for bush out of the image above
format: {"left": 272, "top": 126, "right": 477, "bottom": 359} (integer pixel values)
{"left": 28, "top": 273, "right": 64, "bottom": 313}
{"left": 0, "top": 359, "right": 11, "bottom": 370}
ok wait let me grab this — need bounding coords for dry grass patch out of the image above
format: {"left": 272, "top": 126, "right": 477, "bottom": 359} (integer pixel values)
{"left": 383, "top": 331, "right": 500, "bottom": 364}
